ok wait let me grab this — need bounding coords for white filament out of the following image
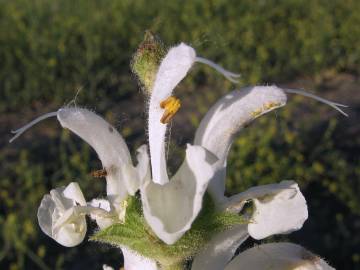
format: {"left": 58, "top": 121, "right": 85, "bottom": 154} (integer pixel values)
{"left": 195, "top": 57, "right": 241, "bottom": 83}
{"left": 284, "top": 88, "right": 348, "bottom": 117}
{"left": 9, "top": 111, "right": 58, "bottom": 143}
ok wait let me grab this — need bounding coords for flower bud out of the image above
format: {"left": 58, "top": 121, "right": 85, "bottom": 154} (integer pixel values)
{"left": 131, "top": 31, "right": 166, "bottom": 94}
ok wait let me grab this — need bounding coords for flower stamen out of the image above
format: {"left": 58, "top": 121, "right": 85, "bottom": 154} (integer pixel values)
{"left": 160, "top": 96, "right": 181, "bottom": 124}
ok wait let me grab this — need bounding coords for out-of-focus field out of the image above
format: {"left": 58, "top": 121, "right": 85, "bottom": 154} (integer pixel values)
{"left": 0, "top": 0, "right": 359, "bottom": 269}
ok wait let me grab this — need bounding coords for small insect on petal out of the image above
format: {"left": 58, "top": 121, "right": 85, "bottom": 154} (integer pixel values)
{"left": 160, "top": 96, "right": 181, "bottom": 124}
{"left": 90, "top": 169, "right": 108, "bottom": 178}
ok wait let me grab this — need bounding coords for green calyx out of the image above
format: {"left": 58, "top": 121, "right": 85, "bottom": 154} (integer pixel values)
{"left": 131, "top": 31, "right": 166, "bottom": 94}
{"left": 91, "top": 194, "right": 247, "bottom": 268}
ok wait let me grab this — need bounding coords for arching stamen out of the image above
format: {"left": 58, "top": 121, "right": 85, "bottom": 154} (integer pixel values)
{"left": 9, "top": 111, "right": 58, "bottom": 143}
{"left": 284, "top": 88, "right": 348, "bottom": 117}
{"left": 195, "top": 56, "right": 241, "bottom": 83}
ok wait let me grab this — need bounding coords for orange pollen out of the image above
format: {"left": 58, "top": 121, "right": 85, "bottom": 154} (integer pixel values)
{"left": 160, "top": 96, "right": 181, "bottom": 124}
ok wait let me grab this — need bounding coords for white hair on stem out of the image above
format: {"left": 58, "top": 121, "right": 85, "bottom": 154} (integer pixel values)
{"left": 195, "top": 57, "right": 241, "bottom": 83}
{"left": 284, "top": 88, "right": 348, "bottom": 117}
{"left": 9, "top": 111, "right": 58, "bottom": 143}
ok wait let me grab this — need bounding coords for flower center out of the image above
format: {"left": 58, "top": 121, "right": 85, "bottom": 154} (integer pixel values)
{"left": 160, "top": 96, "right": 181, "bottom": 124}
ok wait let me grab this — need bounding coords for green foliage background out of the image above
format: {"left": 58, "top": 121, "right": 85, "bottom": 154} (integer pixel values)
{"left": 0, "top": 0, "right": 359, "bottom": 269}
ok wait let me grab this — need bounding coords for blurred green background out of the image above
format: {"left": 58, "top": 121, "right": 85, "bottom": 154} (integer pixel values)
{"left": 1, "top": 0, "right": 359, "bottom": 269}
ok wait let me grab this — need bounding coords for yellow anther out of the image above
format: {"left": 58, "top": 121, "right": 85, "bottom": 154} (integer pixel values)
{"left": 160, "top": 96, "right": 181, "bottom": 124}
{"left": 264, "top": 101, "right": 281, "bottom": 110}
{"left": 251, "top": 108, "right": 263, "bottom": 118}
{"left": 251, "top": 102, "right": 282, "bottom": 118}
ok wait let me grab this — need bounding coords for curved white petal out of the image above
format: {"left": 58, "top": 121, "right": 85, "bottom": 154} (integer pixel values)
{"left": 141, "top": 144, "right": 217, "bottom": 244}
{"left": 148, "top": 43, "right": 196, "bottom": 184}
{"left": 248, "top": 181, "right": 308, "bottom": 239}
{"left": 63, "top": 182, "right": 87, "bottom": 206}
{"left": 57, "top": 107, "right": 135, "bottom": 199}
{"left": 122, "top": 247, "right": 159, "bottom": 270}
{"left": 225, "top": 243, "right": 335, "bottom": 270}
{"left": 37, "top": 183, "right": 87, "bottom": 247}
{"left": 223, "top": 180, "right": 298, "bottom": 212}
{"left": 194, "top": 86, "right": 287, "bottom": 203}
{"left": 191, "top": 225, "right": 248, "bottom": 270}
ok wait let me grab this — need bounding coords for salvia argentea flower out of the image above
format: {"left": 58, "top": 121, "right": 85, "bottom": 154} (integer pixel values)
{"left": 37, "top": 182, "right": 117, "bottom": 247}
{"left": 10, "top": 38, "right": 347, "bottom": 269}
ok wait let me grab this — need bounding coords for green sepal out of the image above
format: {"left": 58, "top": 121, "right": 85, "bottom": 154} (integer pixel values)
{"left": 90, "top": 194, "right": 247, "bottom": 267}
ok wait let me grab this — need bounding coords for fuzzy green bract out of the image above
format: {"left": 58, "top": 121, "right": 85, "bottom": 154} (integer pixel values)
{"left": 91, "top": 194, "right": 246, "bottom": 267}
{"left": 131, "top": 31, "right": 167, "bottom": 94}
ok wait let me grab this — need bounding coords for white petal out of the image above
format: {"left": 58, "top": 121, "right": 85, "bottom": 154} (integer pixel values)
{"left": 122, "top": 144, "right": 150, "bottom": 194}
{"left": 52, "top": 207, "right": 87, "bottom": 247}
{"left": 120, "top": 164, "right": 138, "bottom": 196}
{"left": 191, "top": 225, "right": 248, "bottom": 270}
{"left": 135, "top": 144, "right": 151, "bottom": 186}
{"left": 148, "top": 43, "right": 196, "bottom": 184}
{"left": 63, "top": 182, "right": 86, "bottom": 206}
{"left": 57, "top": 107, "right": 134, "bottom": 199}
{"left": 119, "top": 145, "right": 150, "bottom": 196}
{"left": 89, "top": 199, "right": 116, "bottom": 229}
{"left": 37, "top": 194, "right": 56, "bottom": 237}
{"left": 141, "top": 144, "right": 217, "bottom": 244}
{"left": 225, "top": 243, "right": 335, "bottom": 270}
{"left": 223, "top": 180, "right": 298, "bottom": 212}
{"left": 247, "top": 181, "right": 308, "bottom": 239}
{"left": 122, "top": 247, "right": 159, "bottom": 270}
{"left": 194, "top": 86, "right": 287, "bottom": 203}
{"left": 37, "top": 183, "right": 87, "bottom": 247}
{"left": 90, "top": 198, "right": 112, "bottom": 212}
{"left": 54, "top": 222, "right": 86, "bottom": 247}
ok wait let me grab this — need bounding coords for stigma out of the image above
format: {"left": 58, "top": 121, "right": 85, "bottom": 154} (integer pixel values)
{"left": 160, "top": 96, "right": 181, "bottom": 124}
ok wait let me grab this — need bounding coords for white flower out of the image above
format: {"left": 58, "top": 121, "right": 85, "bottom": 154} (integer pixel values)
{"left": 141, "top": 43, "right": 243, "bottom": 244}
{"left": 231, "top": 180, "right": 308, "bottom": 239}
{"left": 56, "top": 107, "right": 148, "bottom": 201}
{"left": 140, "top": 44, "right": 340, "bottom": 245}
{"left": 192, "top": 228, "right": 335, "bottom": 270}
{"left": 12, "top": 42, "right": 346, "bottom": 268}
{"left": 12, "top": 103, "right": 214, "bottom": 245}
{"left": 35, "top": 43, "right": 241, "bottom": 247}
{"left": 194, "top": 86, "right": 313, "bottom": 239}
{"left": 37, "top": 182, "right": 88, "bottom": 247}
{"left": 56, "top": 108, "right": 150, "bottom": 231}
{"left": 37, "top": 182, "right": 118, "bottom": 246}
{"left": 55, "top": 104, "right": 216, "bottom": 245}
